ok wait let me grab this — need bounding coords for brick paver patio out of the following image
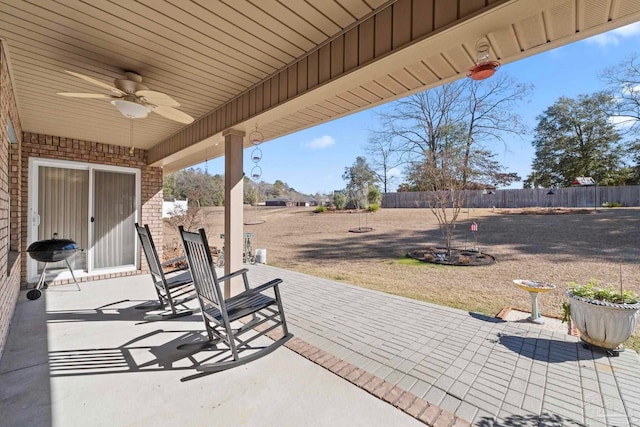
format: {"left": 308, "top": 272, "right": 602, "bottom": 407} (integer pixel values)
{"left": 248, "top": 264, "right": 640, "bottom": 426}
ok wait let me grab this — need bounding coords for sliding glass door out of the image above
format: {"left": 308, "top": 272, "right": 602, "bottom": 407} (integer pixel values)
{"left": 28, "top": 159, "right": 140, "bottom": 281}
{"left": 36, "top": 166, "right": 89, "bottom": 273}
{"left": 91, "top": 170, "right": 136, "bottom": 270}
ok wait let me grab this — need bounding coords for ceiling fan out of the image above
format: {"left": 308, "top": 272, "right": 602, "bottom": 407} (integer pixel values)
{"left": 57, "top": 70, "right": 194, "bottom": 124}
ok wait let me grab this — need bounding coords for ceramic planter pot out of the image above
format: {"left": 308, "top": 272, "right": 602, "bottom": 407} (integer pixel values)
{"left": 567, "top": 291, "right": 640, "bottom": 350}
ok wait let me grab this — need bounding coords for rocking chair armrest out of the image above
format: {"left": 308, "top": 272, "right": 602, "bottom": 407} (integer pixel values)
{"left": 218, "top": 268, "right": 249, "bottom": 283}
{"left": 230, "top": 278, "right": 282, "bottom": 302}
{"left": 247, "top": 278, "right": 283, "bottom": 294}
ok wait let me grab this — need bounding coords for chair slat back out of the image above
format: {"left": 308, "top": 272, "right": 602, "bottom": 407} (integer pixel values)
{"left": 135, "top": 223, "right": 165, "bottom": 281}
{"left": 179, "top": 226, "right": 223, "bottom": 308}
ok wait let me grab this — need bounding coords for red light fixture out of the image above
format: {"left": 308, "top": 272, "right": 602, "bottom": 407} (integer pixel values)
{"left": 467, "top": 37, "right": 500, "bottom": 81}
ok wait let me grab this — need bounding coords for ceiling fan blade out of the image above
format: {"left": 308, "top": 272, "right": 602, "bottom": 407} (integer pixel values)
{"left": 150, "top": 106, "right": 194, "bottom": 124}
{"left": 64, "top": 70, "right": 125, "bottom": 96}
{"left": 136, "top": 90, "right": 180, "bottom": 107}
{"left": 56, "top": 92, "right": 113, "bottom": 99}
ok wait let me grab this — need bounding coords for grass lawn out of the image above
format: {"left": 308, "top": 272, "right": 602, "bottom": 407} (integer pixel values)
{"left": 164, "top": 206, "right": 640, "bottom": 352}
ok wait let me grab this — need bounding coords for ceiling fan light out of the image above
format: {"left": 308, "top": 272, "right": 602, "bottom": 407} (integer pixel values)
{"left": 111, "top": 98, "right": 150, "bottom": 119}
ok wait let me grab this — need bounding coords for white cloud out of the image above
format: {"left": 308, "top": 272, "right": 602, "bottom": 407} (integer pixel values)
{"left": 609, "top": 115, "right": 639, "bottom": 127}
{"left": 307, "top": 135, "right": 336, "bottom": 149}
{"left": 386, "top": 167, "right": 402, "bottom": 178}
{"left": 587, "top": 22, "right": 640, "bottom": 47}
{"left": 613, "top": 22, "right": 640, "bottom": 37}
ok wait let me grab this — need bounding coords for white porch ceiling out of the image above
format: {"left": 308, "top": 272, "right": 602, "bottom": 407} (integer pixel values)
{"left": 1, "top": 0, "right": 640, "bottom": 172}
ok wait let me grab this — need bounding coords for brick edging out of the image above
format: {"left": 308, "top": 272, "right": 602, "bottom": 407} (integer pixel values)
{"left": 264, "top": 327, "right": 470, "bottom": 427}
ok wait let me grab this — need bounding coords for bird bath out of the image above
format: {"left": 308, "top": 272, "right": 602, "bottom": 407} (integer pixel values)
{"left": 513, "top": 279, "right": 556, "bottom": 324}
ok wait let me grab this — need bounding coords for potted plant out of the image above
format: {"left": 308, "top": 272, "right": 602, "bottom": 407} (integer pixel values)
{"left": 565, "top": 278, "right": 640, "bottom": 353}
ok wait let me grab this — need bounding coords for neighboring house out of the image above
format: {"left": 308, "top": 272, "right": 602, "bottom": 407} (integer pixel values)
{"left": 265, "top": 198, "right": 312, "bottom": 207}
{"left": 265, "top": 198, "right": 292, "bottom": 207}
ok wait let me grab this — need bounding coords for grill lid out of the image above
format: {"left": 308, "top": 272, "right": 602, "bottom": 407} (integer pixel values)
{"left": 27, "top": 238, "right": 79, "bottom": 253}
{"left": 27, "top": 235, "right": 81, "bottom": 263}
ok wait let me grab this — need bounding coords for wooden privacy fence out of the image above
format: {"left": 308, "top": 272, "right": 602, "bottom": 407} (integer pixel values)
{"left": 382, "top": 186, "right": 640, "bottom": 209}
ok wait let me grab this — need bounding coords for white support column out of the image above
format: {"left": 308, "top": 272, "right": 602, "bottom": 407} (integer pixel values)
{"left": 223, "top": 129, "right": 245, "bottom": 298}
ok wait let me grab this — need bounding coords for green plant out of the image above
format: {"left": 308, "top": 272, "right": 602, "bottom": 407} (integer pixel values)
{"left": 314, "top": 205, "right": 327, "bottom": 213}
{"left": 561, "top": 301, "right": 571, "bottom": 323}
{"left": 601, "top": 201, "right": 622, "bottom": 207}
{"left": 568, "top": 278, "right": 639, "bottom": 304}
{"left": 367, "top": 203, "right": 379, "bottom": 212}
{"left": 333, "top": 192, "right": 347, "bottom": 210}
{"left": 367, "top": 186, "right": 382, "bottom": 205}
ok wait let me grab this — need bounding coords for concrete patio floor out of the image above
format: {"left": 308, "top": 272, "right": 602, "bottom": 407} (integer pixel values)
{"left": 0, "top": 274, "right": 424, "bottom": 427}
{"left": 1, "top": 264, "right": 639, "bottom": 426}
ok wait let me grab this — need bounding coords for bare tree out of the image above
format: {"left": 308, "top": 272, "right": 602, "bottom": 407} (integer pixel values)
{"left": 461, "top": 74, "right": 532, "bottom": 184}
{"left": 343, "top": 156, "right": 376, "bottom": 230}
{"left": 376, "top": 75, "right": 531, "bottom": 187}
{"left": 364, "top": 133, "right": 403, "bottom": 193}
{"left": 419, "top": 123, "right": 469, "bottom": 255}
{"left": 376, "top": 83, "right": 466, "bottom": 168}
{"left": 601, "top": 53, "right": 640, "bottom": 134}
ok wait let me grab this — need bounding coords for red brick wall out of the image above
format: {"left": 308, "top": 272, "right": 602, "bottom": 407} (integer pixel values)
{"left": 20, "top": 133, "right": 163, "bottom": 285}
{"left": 0, "top": 40, "right": 164, "bottom": 360}
{"left": 0, "top": 42, "right": 23, "bottom": 360}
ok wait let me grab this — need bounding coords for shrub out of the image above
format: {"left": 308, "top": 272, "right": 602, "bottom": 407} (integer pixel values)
{"left": 601, "top": 201, "right": 622, "bottom": 208}
{"left": 314, "top": 205, "right": 327, "bottom": 213}
{"left": 367, "top": 186, "right": 382, "bottom": 205}
{"left": 569, "top": 278, "right": 638, "bottom": 304}
{"left": 367, "top": 203, "right": 379, "bottom": 212}
{"left": 333, "top": 192, "right": 347, "bottom": 210}
{"left": 164, "top": 205, "right": 200, "bottom": 230}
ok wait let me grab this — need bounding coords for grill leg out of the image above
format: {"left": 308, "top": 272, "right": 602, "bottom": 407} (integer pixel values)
{"left": 27, "top": 263, "right": 48, "bottom": 300}
{"left": 65, "top": 259, "right": 81, "bottom": 291}
{"left": 35, "top": 263, "right": 48, "bottom": 290}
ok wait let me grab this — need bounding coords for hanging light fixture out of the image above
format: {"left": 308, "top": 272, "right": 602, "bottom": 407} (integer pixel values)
{"left": 466, "top": 37, "right": 500, "bottom": 81}
{"left": 111, "top": 95, "right": 150, "bottom": 119}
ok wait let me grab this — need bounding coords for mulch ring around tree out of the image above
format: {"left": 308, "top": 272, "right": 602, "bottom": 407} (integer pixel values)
{"left": 407, "top": 247, "right": 496, "bottom": 266}
{"left": 349, "top": 227, "right": 373, "bottom": 233}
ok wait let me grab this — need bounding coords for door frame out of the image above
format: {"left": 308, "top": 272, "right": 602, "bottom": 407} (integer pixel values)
{"left": 27, "top": 157, "right": 141, "bottom": 282}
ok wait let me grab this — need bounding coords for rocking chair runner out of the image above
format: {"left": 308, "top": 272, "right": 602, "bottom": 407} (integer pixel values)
{"left": 178, "top": 226, "right": 292, "bottom": 372}
{"left": 135, "top": 223, "right": 196, "bottom": 320}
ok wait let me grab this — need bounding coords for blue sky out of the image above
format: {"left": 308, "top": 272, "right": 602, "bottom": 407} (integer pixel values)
{"left": 199, "top": 22, "right": 640, "bottom": 195}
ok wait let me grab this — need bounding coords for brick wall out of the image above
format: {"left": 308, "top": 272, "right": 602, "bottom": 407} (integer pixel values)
{"left": 0, "top": 42, "right": 23, "bottom": 360}
{"left": 21, "top": 133, "right": 163, "bottom": 285}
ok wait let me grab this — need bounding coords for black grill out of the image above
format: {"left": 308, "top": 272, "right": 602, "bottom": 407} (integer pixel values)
{"left": 26, "top": 234, "right": 82, "bottom": 300}
{"left": 27, "top": 238, "right": 80, "bottom": 263}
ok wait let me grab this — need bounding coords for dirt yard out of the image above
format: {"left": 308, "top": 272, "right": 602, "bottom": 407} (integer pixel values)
{"left": 164, "top": 206, "right": 640, "bottom": 350}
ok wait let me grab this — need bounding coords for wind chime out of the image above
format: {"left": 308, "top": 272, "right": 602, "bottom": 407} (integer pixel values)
{"left": 245, "top": 128, "right": 265, "bottom": 225}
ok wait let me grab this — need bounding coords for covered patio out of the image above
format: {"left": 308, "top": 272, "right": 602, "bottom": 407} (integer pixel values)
{"left": 2, "top": 1, "right": 640, "bottom": 426}
{"left": 2, "top": 266, "right": 638, "bottom": 426}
